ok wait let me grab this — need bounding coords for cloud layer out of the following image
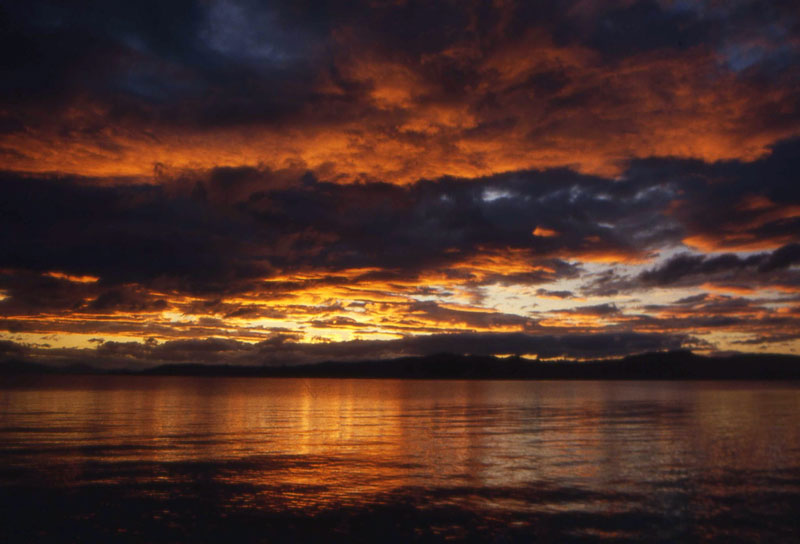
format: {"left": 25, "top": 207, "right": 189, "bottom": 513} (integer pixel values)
{"left": 1, "top": 0, "right": 799, "bottom": 364}
{"left": 2, "top": 0, "right": 799, "bottom": 181}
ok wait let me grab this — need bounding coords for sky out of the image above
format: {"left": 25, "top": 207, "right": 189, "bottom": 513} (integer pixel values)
{"left": 1, "top": 0, "right": 799, "bottom": 368}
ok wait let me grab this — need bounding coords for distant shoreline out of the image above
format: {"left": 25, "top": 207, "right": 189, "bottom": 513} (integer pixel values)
{"left": 3, "top": 351, "right": 800, "bottom": 381}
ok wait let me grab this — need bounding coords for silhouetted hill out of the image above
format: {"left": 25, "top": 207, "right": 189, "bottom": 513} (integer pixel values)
{"left": 0, "top": 359, "right": 56, "bottom": 375}
{"left": 138, "top": 350, "right": 800, "bottom": 380}
{"left": 0, "top": 359, "right": 103, "bottom": 375}
{"left": 3, "top": 351, "right": 800, "bottom": 380}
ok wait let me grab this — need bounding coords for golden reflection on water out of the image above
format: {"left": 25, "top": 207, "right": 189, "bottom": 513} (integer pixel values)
{"left": 1, "top": 376, "right": 800, "bottom": 516}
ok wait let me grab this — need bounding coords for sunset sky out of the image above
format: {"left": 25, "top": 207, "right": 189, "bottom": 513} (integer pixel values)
{"left": 1, "top": 0, "right": 799, "bottom": 367}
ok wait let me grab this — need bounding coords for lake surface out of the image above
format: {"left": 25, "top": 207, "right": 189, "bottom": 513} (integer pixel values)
{"left": 1, "top": 376, "right": 799, "bottom": 542}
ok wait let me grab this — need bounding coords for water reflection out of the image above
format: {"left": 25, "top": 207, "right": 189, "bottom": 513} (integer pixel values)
{"left": 1, "top": 376, "right": 799, "bottom": 541}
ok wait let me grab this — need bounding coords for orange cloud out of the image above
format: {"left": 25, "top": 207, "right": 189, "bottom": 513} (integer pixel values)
{"left": 532, "top": 227, "right": 559, "bottom": 238}
{"left": 683, "top": 233, "right": 797, "bottom": 253}
{"left": 44, "top": 272, "right": 100, "bottom": 283}
{"left": 2, "top": 36, "right": 797, "bottom": 185}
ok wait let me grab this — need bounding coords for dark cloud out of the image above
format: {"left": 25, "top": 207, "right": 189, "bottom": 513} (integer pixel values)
{"left": 734, "top": 333, "right": 800, "bottom": 346}
{"left": 568, "top": 304, "right": 620, "bottom": 316}
{"left": 673, "top": 293, "right": 710, "bottom": 305}
{"left": 638, "top": 245, "right": 800, "bottom": 288}
{"left": 0, "top": 0, "right": 326, "bottom": 123}
{"left": 584, "top": 0, "right": 712, "bottom": 59}
{"left": 639, "top": 254, "right": 757, "bottom": 286}
{"left": 0, "top": 174, "right": 266, "bottom": 293}
{"left": 535, "top": 289, "right": 575, "bottom": 299}
{"left": 583, "top": 243, "right": 800, "bottom": 297}
{"left": 0, "top": 165, "right": 677, "bottom": 300}
{"left": 86, "top": 288, "right": 168, "bottom": 313}
{"left": 403, "top": 301, "right": 537, "bottom": 331}
{"left": 0, "top": 340, "right": 24, "bottom": 356}
{"left": 759, "top": 243, "right": 800, "bottom": 272}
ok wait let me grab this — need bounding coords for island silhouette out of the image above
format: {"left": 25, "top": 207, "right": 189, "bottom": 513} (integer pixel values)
{"left": 3, "top": 350, "right": 800, "bottom": 380}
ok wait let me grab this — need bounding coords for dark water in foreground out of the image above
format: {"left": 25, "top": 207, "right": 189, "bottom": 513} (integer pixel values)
{"left": 1, "top": 377, "right": 799, "bottom": 542}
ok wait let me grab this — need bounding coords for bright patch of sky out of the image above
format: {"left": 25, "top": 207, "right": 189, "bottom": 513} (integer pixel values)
{"left": 481, "top": 188, "right": 515, "bottom": 202}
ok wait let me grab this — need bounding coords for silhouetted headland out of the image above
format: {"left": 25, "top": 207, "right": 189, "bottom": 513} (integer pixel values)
{"left": 3, "top": 350, "right": 800, "bottom": 380}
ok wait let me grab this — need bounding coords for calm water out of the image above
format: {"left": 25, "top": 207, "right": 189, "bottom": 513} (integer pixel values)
{"left": 1, "top": 376, "right": 799, "bottom": 542}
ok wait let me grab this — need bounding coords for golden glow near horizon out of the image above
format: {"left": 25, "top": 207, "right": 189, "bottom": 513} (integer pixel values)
{"left": 2, "top": 248, "right": 799, "bottom": 359}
